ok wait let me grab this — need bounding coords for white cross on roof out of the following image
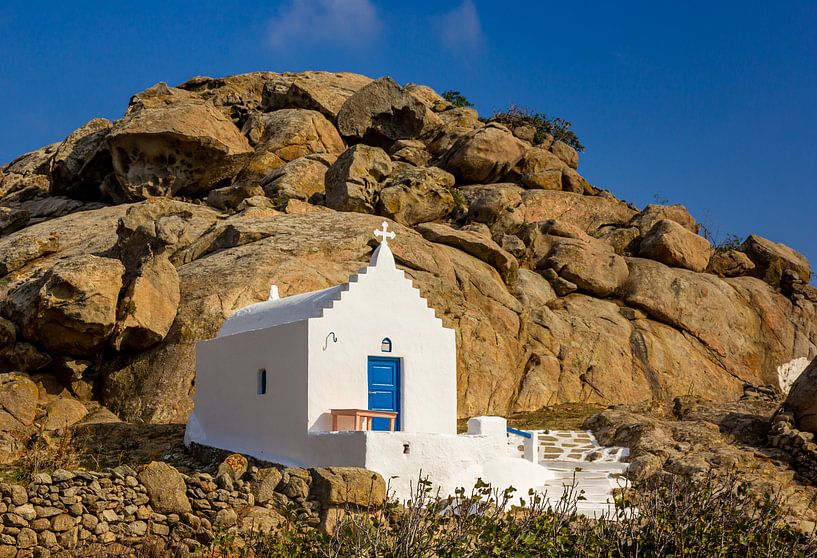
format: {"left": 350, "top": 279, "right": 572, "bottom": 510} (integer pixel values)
{"left": 374, "top": 221, "right": 396, "bottom": 244}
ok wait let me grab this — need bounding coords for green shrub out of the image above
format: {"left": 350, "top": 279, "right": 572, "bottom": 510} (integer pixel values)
{"left": 441, "top": 90, "right": 474, "bottom": 108}
{"left": 490, "top": 105, "right": 585, "bottom": 152}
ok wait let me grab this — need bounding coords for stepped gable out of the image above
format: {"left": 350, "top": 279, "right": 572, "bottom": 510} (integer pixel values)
{"left": 218, "top": 228, "right": 440, "bottom": 338}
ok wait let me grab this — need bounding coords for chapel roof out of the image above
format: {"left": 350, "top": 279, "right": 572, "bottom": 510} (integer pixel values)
{"left": 216, "top": 223, "right": 398, "bottom": 337}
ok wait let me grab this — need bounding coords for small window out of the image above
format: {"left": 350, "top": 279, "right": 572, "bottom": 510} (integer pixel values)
{"left": 257, "top": 369, "right": 267, "bottom": 395}
{"left": 381, "top": 338, "right": 392, "bottom": 353}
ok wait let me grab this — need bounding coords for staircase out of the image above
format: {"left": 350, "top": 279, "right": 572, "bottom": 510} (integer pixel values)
{"left": 507, "top": 429, "right": 631, "bottom": 518}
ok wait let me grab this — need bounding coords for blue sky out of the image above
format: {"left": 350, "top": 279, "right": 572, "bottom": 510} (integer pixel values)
{"left": 1, "top": 1, "right": 815, "bottom": 278}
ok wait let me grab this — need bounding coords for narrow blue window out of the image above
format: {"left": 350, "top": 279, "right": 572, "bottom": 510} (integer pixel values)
{"left": 258, "top": 369, "right": 267, "bottom": 395}
{"left": 381, "top": 338, "right": 392, "bottom": 353}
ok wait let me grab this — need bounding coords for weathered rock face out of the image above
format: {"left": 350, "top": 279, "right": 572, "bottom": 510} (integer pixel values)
{"left": 107, "top": 84, "right": 253, "bottom": 200}
{"left": 178, "top": 71, "right": 279, "bottom": 123}
{"left": 0, "top": 70, "right": 814, "bottom": 428}
{"left": 623, "top": 258, "right": 813, "bottom": 388}
{"left": 324, "top": 145, "right": 392, "bottom": 213}
{"left": 585, "top": 397, "right": 817, "bottom": 528}
{"left": 336, "top": 77, "right": 441, "bottom": 147}
{"left": 416, "top": 222, "right": 519, "bottom": 285}
{"left": 49, "top": 118, "right": 113, "bottom": 200}
{"left": 784, "top": 358, "right": 817, "bottom": 434}
{"left": 639, "top": 219, "right": 712, "bottom": 272}
{"left": 742, "top": 234, "right": 812, "bottom": 287}
{"left": 437, "top": 124, "right": 527, "bottom": 184}
{"left": 378, "top": 166, "right": 456, "bottom": 226}
{"left": 262, "top": 71, "right": 372, "bottom": 119}
{"left": 241, "top": 109, "right": 344, "bottom": 161}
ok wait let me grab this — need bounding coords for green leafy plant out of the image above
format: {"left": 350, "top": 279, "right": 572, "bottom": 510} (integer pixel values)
{"left": 441, "top": 90, "right": 474, "bottom": 108}
{"left": 490, "top": 105, "right": 585, "bottom": 152}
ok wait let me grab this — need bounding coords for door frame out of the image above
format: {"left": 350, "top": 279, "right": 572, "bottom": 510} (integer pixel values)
{"left": 367, "top": 356, "right": 402, "bottom": 431}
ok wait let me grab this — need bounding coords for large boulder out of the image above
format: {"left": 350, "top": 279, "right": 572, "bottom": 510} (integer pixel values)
{"left": 378, "top": 166, "right": 456, "bottom": 226}
{"left": 49, "top": 118, "right": 113, "bottom": 200}
{"left": 460, "top": 184, "right": 524, "bottom": 232}
{"left": 785, "top": 358, "right": 817, "bottom": 433}
{"left": 508, "top": 147, "right": 565, "bottom": 190}
{"left": 632, "top": 204, "right": 698, "bottom": 234}
{"left": 336, "top": 77, "right": 442, "bottom": 147}
{"left": 389, "top": 139, "right": 432, "bottom": 167}
{"left": 41, "top": 398, "right": 87, "bottom": 430}
{"left": 261, "top": 154, "right": 336, "bottom": 203}
{"left": 404, "top": 83, "right": 451, "bottom": 112}
{"left": 137, "top": 461, "right": 192, "bottom": 514}
{"left": 114, "top": 198, "right": 220, "bottom": 269}
{"left": 107, "top": 83, "right": 253, "bottom": 199}
{"left": 550, "top": 140, "right": 578, "bottom": 169}
{"left": 707, "top": 249, "right": 756, "bottom": 278}
{"left": 324, "top": 145, "right": 392, "bottom": 213}
{"left": 0, "top": 378, "right": 38, "bottom": 426}
{"left": 22, "top": 255, "right": 125, "bottom": 356}
{"left": 639, "top": 219, "right": 712, "bottom": 272}
{"left": 112, "top": 255, "right": 180, "bottom": 352}
{"left": 437, "top": 123, "right": 527, "bottom": 184}
{"left": 741, "top": 234, "right": 811, "bottom": 288}
{"left": 262, "top": 71, "right": 372, "bottom": 119}
{"left": 241, "top": 109, "right": 344, "bottom": 161}
{"left": 310, "top": 467, "right": 386, "bottom": 508}
{"left": 543, "top": 237, "right": 629, "bottom": 297}
{"left": 460, "top": 186, "right": 637, "bottom": 237}
{"left": 416, "top": 222, "right": 518, "bottom": 284}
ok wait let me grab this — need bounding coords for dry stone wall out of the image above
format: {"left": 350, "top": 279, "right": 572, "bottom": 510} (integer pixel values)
{"left": 0, "top": 456, "right": 384, "bottom": 557}
{"left": 770, "top": 411, "right": 817, "bottom": 484}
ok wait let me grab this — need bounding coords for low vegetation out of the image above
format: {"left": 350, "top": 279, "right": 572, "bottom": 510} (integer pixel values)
{"left": 489, "top": 105, "right": 585, "bottom": 152}
{"left": 194, "top": 471, "right": 815, "bottom": 558}
{"left": 441, "top": 90, "right": 584, "bottom": 152}
{"left": 441, "top": 90, "right": 474, "bottom": 108}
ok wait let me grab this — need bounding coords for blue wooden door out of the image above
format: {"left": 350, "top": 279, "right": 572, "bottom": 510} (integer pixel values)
{"left": 367, "top": 357, "right": 400, "bottom": 431}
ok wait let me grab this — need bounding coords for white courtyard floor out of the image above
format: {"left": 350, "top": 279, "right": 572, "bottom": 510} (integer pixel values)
{"left": 507, "top": 429, "right": 631, "bottom": 518}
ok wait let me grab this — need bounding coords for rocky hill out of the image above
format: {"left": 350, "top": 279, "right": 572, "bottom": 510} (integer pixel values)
{"left": 1, "top": 71, "right": 815, "bottom": 438}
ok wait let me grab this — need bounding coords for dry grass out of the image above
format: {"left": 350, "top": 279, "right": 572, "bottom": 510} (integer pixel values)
{"left": 457, "top": 403, "right": 604, "bottom": 433}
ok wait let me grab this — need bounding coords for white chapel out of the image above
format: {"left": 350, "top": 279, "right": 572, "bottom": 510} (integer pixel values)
{"left": 185, "top": 222, "right": 557, "bottom": 502}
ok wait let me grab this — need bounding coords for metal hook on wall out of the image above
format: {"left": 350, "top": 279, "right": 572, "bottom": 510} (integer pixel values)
{"left": 323, "top": 332, "right": 338, "bottom": 351}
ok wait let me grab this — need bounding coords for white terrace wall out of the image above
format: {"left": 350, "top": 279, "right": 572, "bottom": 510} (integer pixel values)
{"left": 186, "top": 320, "right": 310, "bottom": 466}
{"left": 306, "top": 258, "right": 457, "bottom": 435}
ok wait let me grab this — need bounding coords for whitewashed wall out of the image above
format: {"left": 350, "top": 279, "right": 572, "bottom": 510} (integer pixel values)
{"left": 185, "top": 321, "right": 310, "bottom": 466}
{"left": 306, "top": 255, "right": 457, "bottom": 435}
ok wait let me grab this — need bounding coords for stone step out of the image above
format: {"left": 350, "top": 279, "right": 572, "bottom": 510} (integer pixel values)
{"left": 542, "top": 460, "right": 630, "bottom": 474}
